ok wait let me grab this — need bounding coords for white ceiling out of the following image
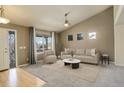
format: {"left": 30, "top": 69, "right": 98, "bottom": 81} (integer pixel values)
{"left": 4, "top": 5, "right": 110, "bottom": 32}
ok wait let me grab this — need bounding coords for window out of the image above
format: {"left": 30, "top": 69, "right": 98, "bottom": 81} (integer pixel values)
{"left": 44, "top": 37, "right": 52, "bottom": 50}
{"left": 89, "top": 32, "right": 96, "bottom": 39}
{"left": 36, "top": 36, "right": 44, "bottom": 52}
{"left": 36, "top": 36, "right": 52, "bottom": 52}
{"left": 47, "top": 37, "right": 52, "bottom": 49}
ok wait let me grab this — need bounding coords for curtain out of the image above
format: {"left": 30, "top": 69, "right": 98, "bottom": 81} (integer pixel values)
{"left": 52, "top": 32, "right": 55, "bottom": 51}
{"left": 29, "top": 27, "right": 36, "bottom": 64}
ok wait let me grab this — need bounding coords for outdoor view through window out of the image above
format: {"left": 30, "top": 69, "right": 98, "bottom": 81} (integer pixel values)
{"left": 36, "top": 36, "right": 52, "bottom": 52}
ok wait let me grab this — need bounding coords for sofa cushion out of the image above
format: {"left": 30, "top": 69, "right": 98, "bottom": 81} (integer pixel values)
{"left": 73, "top": 55, "right": 83, "bottom": 60}
{"left": 61, "top": 55, "right": 72, "bottom": 59}
{"left": 44, "top": 55, "right": 57, "bottom": 64}
{"left": 65, "top": 48, "right": 70, "bottom": 54}
{"left": 45, "top": 50, "right": 55, "bottom": 56}
{"left": 75, "top": 49, "right": 85, "bottom": 55}
{"left": 74, "top": 55, "right": 97, "bottom": 61}
{"left": 81, "top": 56, "right": 98, "bottom": 64}
{"left": 46, "top": 55, "right": 56, "bottom": 59}
{"left": 37, "top": 53, "right": 44, "bottom": 60}
{"left": 82, "top": 55, "right": 97, "bottom": 61}
{"left": 86, "top": 49, "right": 91, "bottom": 56}
{"left": 91, "top": 49, "right": 96, "bottom": 56}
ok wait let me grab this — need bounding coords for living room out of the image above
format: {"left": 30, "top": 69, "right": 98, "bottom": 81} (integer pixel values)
{"left": 0, "top": 4, "right": 124, "bottom": 88}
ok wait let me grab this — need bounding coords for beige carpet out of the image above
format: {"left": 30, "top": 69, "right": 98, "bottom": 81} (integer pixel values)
{"left": 22, "top": 61, "right": 124, "bottom": 87}
{"left": 22, "top": 60, "right": 101, "bottom": 86}
{"left": 49, "top": 60, "right": 100, "bottom": 82}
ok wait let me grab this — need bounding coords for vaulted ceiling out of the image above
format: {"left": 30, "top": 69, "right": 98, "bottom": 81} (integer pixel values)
{"left": 115, "top": 6, "right": 124, "bottom": 25}
{"left": 4, "top": 5, "right": 110, "bottom": 32}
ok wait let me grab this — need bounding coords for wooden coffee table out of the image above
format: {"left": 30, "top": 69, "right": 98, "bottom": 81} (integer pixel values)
{"left": 62, "top": 58, "right": 80, "bottom": 69}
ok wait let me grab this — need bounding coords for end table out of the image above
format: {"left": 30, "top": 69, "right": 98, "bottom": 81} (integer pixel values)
{"left": 101, "top": 54, "right": 109, "bottom": 64}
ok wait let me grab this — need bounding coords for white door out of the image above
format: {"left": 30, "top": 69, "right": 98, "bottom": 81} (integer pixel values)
{"left": 0, "top": 28, "right": 9, "bottom": 71}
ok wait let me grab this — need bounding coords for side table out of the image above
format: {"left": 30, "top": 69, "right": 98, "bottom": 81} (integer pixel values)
{"left": 101, "top": 54, "right": 109, "bottom": 64}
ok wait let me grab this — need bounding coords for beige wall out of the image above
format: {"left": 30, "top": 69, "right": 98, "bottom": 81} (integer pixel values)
{"left": 0, "top": 23, "right": 29, "bottom": 65}
{"left": 55, "top": 33, "right": 62, "bottom": 56}
{"left": 114, "top": 5, "right": 119, "bottom": 20}
{"left": 59, "top": 7, "right": 114, "bottom": 60}
{"left": 114, "top": 5, "right": 124, "bottom": 66}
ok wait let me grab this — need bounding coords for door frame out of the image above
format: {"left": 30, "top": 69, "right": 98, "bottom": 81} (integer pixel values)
{"left": 0, "top": 27, "right": 18, "bottom": 68}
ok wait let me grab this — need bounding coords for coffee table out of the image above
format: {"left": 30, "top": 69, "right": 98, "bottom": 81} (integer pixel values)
{"left": 62, "top": 58, "right": 80, "bottom": 69}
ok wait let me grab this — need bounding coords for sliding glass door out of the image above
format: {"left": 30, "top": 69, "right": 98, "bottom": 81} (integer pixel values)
{"left": 36, "top": 36, "right": 52, "bottom": 53}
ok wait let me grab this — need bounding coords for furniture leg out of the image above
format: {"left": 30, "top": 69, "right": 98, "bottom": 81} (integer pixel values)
{"left": 101, "top": 57, "right": 103, "bottom": 64}
{"left": 108, "top": 56, "right": 109, "bottom": 64}
{"left": 64, "top": 62, "right": 70, "bottom": 66}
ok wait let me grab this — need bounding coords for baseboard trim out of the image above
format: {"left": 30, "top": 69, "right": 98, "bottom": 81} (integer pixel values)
{"left": 17, "top": 63, "right": 29, "bottom": 67}
{"left": 115, "top": 63, "right": 124, "bottom": 66}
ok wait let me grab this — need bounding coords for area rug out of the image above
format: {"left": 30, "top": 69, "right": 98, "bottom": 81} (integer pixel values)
{"left": 22, "top": 60, "right": 101, "bottom": 87}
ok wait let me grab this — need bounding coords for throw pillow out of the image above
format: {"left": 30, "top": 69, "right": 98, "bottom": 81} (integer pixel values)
{"left": 86, "top": 49, "right": 91, "bottom": 56}
{"left": 91, "top": 49, "right": 96, "bottom": 56}
{"left": 75, "top": 49, "right": 85, "bottom": 55}
{"left": 65, "top": 48, "right": 70, "bottom": 54}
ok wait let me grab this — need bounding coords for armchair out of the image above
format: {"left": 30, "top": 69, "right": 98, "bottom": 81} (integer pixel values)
{"left": 61, "top": 51, "right": 72, "bottom": 60}
{"left": 43, "top": 50, "right": 57, "bottom": 64}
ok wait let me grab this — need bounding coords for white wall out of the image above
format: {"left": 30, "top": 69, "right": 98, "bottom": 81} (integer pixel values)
{"left": 114, "top": 5, "right": 124, "bottom": 66}
{"left": 114, "top": 5, "right": 124, "bottom": 25}
{"left": 114, "top": 25, "right": 124, "bottom": 66}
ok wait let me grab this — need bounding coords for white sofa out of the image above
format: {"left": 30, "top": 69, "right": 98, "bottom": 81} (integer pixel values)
{"left": 61, "top": 48, "right": 100, "bottom": 64}
{"left": 61, "top": 52, "right": 72, "bottom": 59}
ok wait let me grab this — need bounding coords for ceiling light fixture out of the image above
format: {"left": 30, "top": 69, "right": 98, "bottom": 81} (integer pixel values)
{"left": 0, "top": 5, "right": 10, "bottom": 24}
{"left": 64, "top": 12, "right": 70, "bottom": 27}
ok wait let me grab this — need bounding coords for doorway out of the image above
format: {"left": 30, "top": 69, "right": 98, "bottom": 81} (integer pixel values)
{"left": 9, "top": 31, "right": 16, "bottom": 68}
{"left": 0, "top": 28, "right": 17, "bottom": 71}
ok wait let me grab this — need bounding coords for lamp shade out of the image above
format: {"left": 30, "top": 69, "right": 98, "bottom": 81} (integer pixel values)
{"left": 0, "top": 17, "right": 10, "bottom": 24}
{"left": 64, "top": 20, "right": 69, "bottom": 27}
{"left": 64, "top": 23, "right": 69, "bottom": 27}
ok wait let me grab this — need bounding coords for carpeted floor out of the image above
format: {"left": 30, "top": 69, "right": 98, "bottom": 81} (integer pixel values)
{"left": 22, "top": 60, "right": 124, "bottom": 87}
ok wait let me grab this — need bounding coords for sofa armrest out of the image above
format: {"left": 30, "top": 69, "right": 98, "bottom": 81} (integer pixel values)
{"left": 44, "top": 50, "right": 56, "bottom": 56}
{"left": 51, "top": 51, "right": 55, "bottom": 55}
{"left": 61, "top": 51, "right": 68, "bottom": 56}
{"left": 43, "top": 51, "right": 56, "bottom": 60}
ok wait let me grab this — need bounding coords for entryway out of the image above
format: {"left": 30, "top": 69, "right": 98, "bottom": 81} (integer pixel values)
{"left": 0, "top": 28, "right": 17, "bottom": 71}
